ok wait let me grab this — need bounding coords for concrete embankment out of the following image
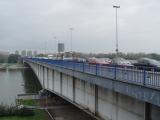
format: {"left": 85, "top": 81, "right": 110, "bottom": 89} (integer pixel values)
{"left": 0, "top": 63, "right": 29, "bottom": 70}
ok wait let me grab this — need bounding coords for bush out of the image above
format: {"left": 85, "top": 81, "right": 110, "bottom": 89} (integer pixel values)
{"left": 0, "top": 103, "right": 34, "bottom": 117}
{"left": 16, "top": 108, "right": 34, "bottom": 116}
{"left": 0, "top": 103, "right": 13, "bottom": 117}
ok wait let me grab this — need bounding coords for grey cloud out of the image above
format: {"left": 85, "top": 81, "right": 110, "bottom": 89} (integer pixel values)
{"left": 0, "top": 0, "right": 160, "bottom": 53}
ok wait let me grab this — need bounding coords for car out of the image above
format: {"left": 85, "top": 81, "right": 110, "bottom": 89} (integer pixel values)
{"left": 87, "top": 57, "right": 98, "bottom": 64}
{"left": 112, "top": 57, "right": 133, "bottom": 67}
{"left": 96, "top": 58, "right": 112, "bottom": 65}
{"left": 87, "top": 57, "right": 112, "bottom": 65}
{"left": 73, "top": 58, "right": 86, "bottom": 62}
{"left": 134, "top": 58, "right": 160, "bottom": 71}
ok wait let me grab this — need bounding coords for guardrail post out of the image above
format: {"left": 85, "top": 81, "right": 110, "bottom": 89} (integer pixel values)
{"left": 83, "top": 62, "right": 85, "bottom": 72}
{"left": 114, "top": 65, "right": 117, "bottom": 80}
{"left": 73, "top": 62, "right": 75, "bottom": 70}
{"left": 96, "top": 64, "right": 98, "bottom": 75}
{"left": 143, "top": 70, "right": 146, "bottom": 85}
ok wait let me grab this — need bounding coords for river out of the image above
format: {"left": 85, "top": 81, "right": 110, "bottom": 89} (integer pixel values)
{"left": 0, "top": 67, "right": 42, "bottom": 105}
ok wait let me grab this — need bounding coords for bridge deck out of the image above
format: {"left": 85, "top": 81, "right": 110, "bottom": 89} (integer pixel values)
{"left": 26, "top": 58, "right": 160, "bottom": 89}
{"left": 24, "top": 58, "right": 160, "bottom": 108}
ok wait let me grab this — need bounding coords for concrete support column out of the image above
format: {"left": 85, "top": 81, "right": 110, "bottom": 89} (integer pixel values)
{"left": 73, "top": 77, "right": 75, "bottom": 102}
{"left": 35, "top": 64, "right": 38, "bottom": 74}
{"left": 60, "top": 72, "right": 62, "bottom": 95}
{"left": 95, "top": 85, "right": 98, "bottom": 115}
{"left": 40, "top": 65, "right": 42, "bottom": 83}
{"left": 47, "top": 68, "right": 49, "bottom": 89}
{"left": 43, "top": 66, "right": 45, "bottom": 88}
{"left": 145, "top": 102, "right": 150, "bottom": 120}
{"left": 38, "top": 65, "right": 40, "bottom": 79}
{"left": 115, "top": 92, "right": 118, "bottom": 120}
{"left": 52, "top": 70, "right": 54, "bottom": 91}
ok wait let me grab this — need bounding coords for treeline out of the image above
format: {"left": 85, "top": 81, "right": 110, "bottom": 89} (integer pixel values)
{"left": 72, "top": 52, "right": 160, "bottom": 61}
{"left": 0, "top": 103, "right": 34, "bottom": 117}
{"left": 1, "top": 52, "right": 160, "bottom": 63}
{"left": 0, "top": 54, "right": 20, "bottom": 63}
{"left": 93, "top": 53, "right": 160, "bottom": 60}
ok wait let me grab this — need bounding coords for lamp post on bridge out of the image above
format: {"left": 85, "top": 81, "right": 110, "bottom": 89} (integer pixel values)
{"left": 44, "top": 41, "right": 47, "bottom": 55}
{"left": 54, "top": 36, "right": 59, "bottom": 58}
{"left": 113, "top": 5, "right": 120, "bottom": 56}
{"left": 69, "top": 27, "right": 74, "bottom": 58}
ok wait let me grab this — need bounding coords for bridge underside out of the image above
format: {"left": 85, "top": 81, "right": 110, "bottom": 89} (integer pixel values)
{"left": 25, "top": 61, "right": 160, "bottom": 120}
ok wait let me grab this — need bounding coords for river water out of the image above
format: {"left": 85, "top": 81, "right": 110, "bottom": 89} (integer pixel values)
{"left": 0, "top": 68, "right": 42, "bottom": 105}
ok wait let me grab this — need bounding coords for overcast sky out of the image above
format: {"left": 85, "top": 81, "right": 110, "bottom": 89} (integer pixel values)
{"left": 0, "top": 0, "right": 160, "bottom": 54}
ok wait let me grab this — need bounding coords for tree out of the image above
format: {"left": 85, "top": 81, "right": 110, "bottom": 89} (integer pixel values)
{"left": 8, "top": 54, "right": 20, "bottom": 63}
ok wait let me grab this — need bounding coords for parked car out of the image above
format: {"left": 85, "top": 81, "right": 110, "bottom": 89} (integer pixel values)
{"left": 112, "top": 57, "right": 133, "bottom": 67}
{"left": 134, "top": 58, "right": 160, "bottom": 71}
{"left": 87, "top": 57, "right": 98, "bottom": 64}
{"left": 73, "top": 58, "right": 86, "bottom": 62}
{"left": 96, "top": 58, "right": 112, "bottom": 65}
{"left": 87, "top": 57, "right": 112, "bottom": 65}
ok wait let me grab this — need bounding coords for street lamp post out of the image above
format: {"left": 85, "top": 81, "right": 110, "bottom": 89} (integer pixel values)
{"left": 69, "top": 27, "right": 73, "bottom": 57}
{"left": 113, "top": 5, "right": 120, "bottom": 55}
{"left": 54, "top": 36, "right": 57, "bottom": 53}
{"left": 54, "top": 36, "right": 59, "bottom": 58}
{"left": 45, "top": 41, "right": 47, "bottom": 55}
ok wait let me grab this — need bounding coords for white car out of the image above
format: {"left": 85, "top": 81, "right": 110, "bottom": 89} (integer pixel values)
{"left": 112, "top": 57, "right": 133, "bottom": 67}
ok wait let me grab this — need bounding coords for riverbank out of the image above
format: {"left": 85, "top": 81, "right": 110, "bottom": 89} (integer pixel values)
{"left": 0, "top": 109, "right": 47, "bottom": 120}
{"left": 0, "top": 63, "right": 28, "bottom": 70}
{"left": 0, "top": 99, "right": 48, "bottom": 120}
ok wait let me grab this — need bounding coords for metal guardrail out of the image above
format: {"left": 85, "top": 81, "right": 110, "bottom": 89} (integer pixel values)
{"left": 25, "top": 58, "right": 160, "bottom": 88}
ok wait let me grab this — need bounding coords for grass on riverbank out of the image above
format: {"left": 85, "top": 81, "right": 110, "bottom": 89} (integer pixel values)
{"left": 0, "top": 109, "right": 47, "bottom": 120}
{"left": 19, "top": 99, "right": 37, "bottom": 106}
{"left": 0, "top": 99, "right": 47, "bottom": 120}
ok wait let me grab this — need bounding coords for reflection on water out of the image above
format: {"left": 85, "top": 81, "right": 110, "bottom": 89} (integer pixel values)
{"left": 0, "top": 68, "right": 42, "bottom": 105}
{"left": 22, "top": 68, "right": 42, "bottom": 93}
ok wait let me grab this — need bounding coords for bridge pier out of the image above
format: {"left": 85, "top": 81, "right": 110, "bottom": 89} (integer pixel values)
{"left": 48, "top": 69, "right": 53, "bottom": 90}
{"left": 62, "top": 74, "right": 74, "bottom": 101}
{"left": 54, "top": 71, "right": 61, "bottom": 93}
{"left": 26, "top": 60, "right": 160, "bottom": 120}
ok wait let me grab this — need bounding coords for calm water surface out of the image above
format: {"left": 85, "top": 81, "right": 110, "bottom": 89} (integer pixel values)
{"left": 0, "top": 68, "right": 41, "bottom": 105}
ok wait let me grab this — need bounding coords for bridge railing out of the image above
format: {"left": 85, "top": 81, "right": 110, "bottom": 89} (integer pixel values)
{"left": 25, "top": 58, "right": 160, "bottom": 88}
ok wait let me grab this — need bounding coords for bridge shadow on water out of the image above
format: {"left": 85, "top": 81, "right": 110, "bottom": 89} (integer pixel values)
{"left": 22, "top": 68, "right": 42, "bottom": 93}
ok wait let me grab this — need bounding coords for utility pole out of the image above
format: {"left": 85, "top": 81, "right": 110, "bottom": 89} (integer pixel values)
{"left": 113, "top": 5, "right": 120, "bottom": 55}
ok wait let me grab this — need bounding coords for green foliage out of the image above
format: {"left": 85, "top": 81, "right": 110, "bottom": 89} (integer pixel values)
{"left": 19, "top": 100, "right": 36, "bottom": 106}
{"left": 0, "top": 103, "right": 16, "bottom": 117}
{"left": 0, "top": 110, "right": 46, "bottom": 120}
{"left": 0, "top": 103, "right": 34, "bottom": 117}
{"left": 0, "top": 54, "right": 8, "bottom": 63}
{"left": 8, "top": 54, "right": 20, "bottom": 63}
{"left": 148, "top": 53, "right": 160, "bottom": 61}
{"left": 15, "top": 108, "right": 34, "bottom": 116}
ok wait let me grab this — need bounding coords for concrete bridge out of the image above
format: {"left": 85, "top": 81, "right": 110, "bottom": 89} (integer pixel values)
{"left": 23, "top": 58, "right": 160, "bottom": 120}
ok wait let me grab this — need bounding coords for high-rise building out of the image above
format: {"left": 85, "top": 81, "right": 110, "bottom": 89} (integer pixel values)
{"left": 27, "top": 51, "right": 32, "bottom": 57}
{"left": 21, "top": 50, "right": 26, "bottom": 57}
{"left": 33, "top": 51, "right": 37, "bottom": 57}
{"left": 58, "top": 43, "right": 65, "bottom": 53}
{"left": 15, "top": 50, "right": 19, "bottom": 55}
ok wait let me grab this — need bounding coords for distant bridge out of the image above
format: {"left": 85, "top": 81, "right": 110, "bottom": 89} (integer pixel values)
{"left": 24, "top": 58, "right": 160, "bottom": 120}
